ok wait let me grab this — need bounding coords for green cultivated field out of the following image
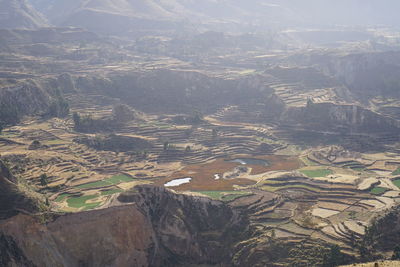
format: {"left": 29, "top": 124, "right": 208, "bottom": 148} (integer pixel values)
{"left": 106, "top": 175, "right": 133, "bottom": 184}
{"left": 393, "top": 179, "right": 400, "bottom": 188}
{"left": 370, "top": 187, "right": 388, "bottom": 195}
{"left": 392, "top": 168, "right": 400, "bottom": 176}
{"left": 55, "top": 193, "right": 70, "bottom": 202}
{"left": 67, "top": 195, "right": 99, "bottom": 208}
{"left": 56, "top": 175, "right": 130, "bottom": 210}
{"left": 300, "top": 169, "right": 333, "bottom": 178}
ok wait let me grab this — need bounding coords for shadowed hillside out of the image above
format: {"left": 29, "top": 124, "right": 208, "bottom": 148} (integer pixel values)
{"left": 0, "top": 160, "right": 38, "bottom": 220}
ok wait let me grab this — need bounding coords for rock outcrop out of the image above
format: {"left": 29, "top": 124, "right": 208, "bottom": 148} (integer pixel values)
{"left": 285, "top": 101, "right": 399, "bottom": 134}
{"left": 0, "top": 185, "right": 248, "bottom": 267}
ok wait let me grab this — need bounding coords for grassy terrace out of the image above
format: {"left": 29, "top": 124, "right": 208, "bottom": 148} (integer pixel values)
{"left": 55, "top": 193, "right": 70, "bottom": 202}
{"left": 196, "top": 191, "right": 252, "bottom": 201}
{"left": 54, "top": 175, "right": 128, "bottom": 210}
{"left": 351, "top": 167, "right": 366, "bottom": 172}
{"left": 300, "top": 156, "right": 319, "bottom": 166}
{"left": 56, "top": 188, "right": 124, "bottom": 210}
{"left": 393, "top": 179, "right": 400, "bottom": 188}
{"left": 259, "top": 178, "right": 322, "bottom": 193}
{"left": 66, "top": 195, "right": 100, "bottom": 209}
{"left": 392, "top": 168, "right": 400, "bottom": 176}
{"left": 45, "top": 139, "right": 67, "bottom": 145}
{"left": 0, "top": 131, "right": 19, "bottom": 138}
{"left": 138, "top": 122, "right": 173, "bottom": 129}
{"left": 76, "top": 175, "right": 134, "bottom": 189}
{"left": 300, "top": 169, "right": 333, "bottom": 178}
{"left": 101, "top": 189, "right": 123, "bottom": 196}
{"left": 370, "top": 187, "right": 388, "bottom": 195}
{"left": 261, "top": 184, "right": 321, "bottom": 193}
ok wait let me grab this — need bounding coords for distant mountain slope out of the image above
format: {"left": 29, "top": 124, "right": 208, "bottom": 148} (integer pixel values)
{"left": 29, "top": 0, "right": 181, "bottom": 35}
{"left": 29, "top": 0, "right": 246, "bottom": 22}
{"left": 27, "top": 0, "right": 289, "bottom": 35}
{"left": 28, "top": 0, "right": 400, "bottom": 34}
{"left": 0, "top": 0, "right": 47, "bottom": 29}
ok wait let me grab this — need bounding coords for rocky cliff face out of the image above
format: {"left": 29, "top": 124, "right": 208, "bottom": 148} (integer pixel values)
{"left": 0, "top": 185, "right": 248, "bottom": 267}
{"left": 123, "top": 185, "right": 247, "bottom": 266}
{"left": 0, "top": 234, "right": 35, "bottom": 267}
{"left": 284, "top": 101, "right": 400, "bottom": 134}
{"left": 0, "top": 160, "right": 39, "bottom": 265}
{"left": 0, "top": 160, "right": 38, "bottom": 220}
{"left": 318, "top": 51, "right": 400, "bottom": 100}
{"left": 0, "top": 206, "right": 153, "bottom": 267}
{"left": 0, "top": 80, "right": 51, "bottom": 124}
{"left": 73, "top": 69, "right": 272, "bottom": 115}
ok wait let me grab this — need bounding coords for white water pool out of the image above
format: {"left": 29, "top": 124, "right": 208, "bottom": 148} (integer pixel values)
{"left": 164, "top": 177, "right": 192, "bottom": 187}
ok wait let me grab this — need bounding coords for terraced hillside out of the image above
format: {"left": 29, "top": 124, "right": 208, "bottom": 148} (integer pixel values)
{"left": 1, "top": 96, "right": 400, "bottom": 263}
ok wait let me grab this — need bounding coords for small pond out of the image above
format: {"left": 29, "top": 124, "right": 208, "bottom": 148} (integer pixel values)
{"left": 164, "top": 177, "right": 192, "bottom": 187}
{"left": 229, "top": 158, "right": 270, "bottom": 166}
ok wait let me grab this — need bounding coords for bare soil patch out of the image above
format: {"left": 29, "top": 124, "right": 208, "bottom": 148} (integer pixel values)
{"left": 155, "top": 159, "right": 256, "bottom": 191}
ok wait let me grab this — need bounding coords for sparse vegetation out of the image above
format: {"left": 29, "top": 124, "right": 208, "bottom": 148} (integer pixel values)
{"left": 0, "top": 101, "right": 21, "bottom": 124}
{"left": 47, "top": 95, "right": 69, "bottom": 118}
{"left": 76, "top": 175, "right": 134, "bottom": 189}
{"left": 163, "top": 141, "right": 169, "bottom": 151}
{"left": 392, "top": 245, "right": 400, "bottom": 260}
{"left": 322, "top": 244, "right": 346, "bottom": 267}
{"left": 261, "top": 183, "right": 320, "bottom": 193}
{"left": 40, "top": 174, "right": 48, "bottom": 186}
{"left": 74, "top": 134, "right": 152, "bottom": 152}
{"left": 112, "top": 103, "right": 134, "bottom": 122}
{"left": 196, "top": 191, "right": 251, "bottom": 201}
{"left": 72, "top": 112, "right": 81, "bottom": 129}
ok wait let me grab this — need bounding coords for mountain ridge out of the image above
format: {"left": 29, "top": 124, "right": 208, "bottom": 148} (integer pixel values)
{"left": 0, "top": 0, "right": 47, "bottom": 29}
{"left": 27, "top": 0, "right": 400, "bottom": 33}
